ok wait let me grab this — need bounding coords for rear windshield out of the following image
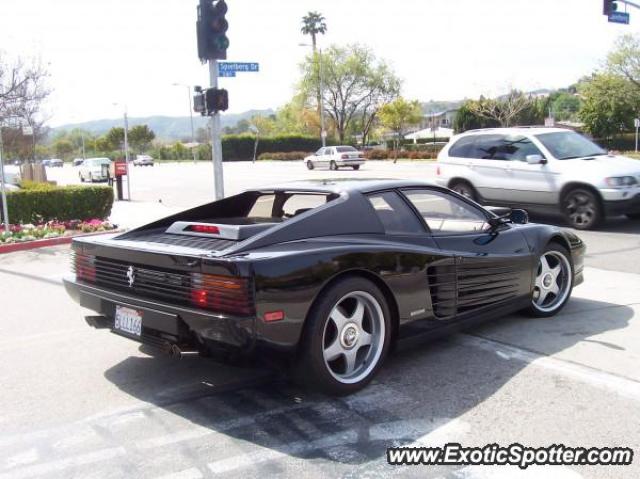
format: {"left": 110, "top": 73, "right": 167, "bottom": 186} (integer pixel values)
{"left": 335, "top": 146, "right": 357, "bottom": 153}
{"left": 247, "top": 192, "right": 333, "bottom": 220}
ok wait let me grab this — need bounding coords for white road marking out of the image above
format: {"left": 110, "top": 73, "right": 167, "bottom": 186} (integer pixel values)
{"left": 0, "top": 446, "right": 126, "bottom": 479}
{"left": 459, "top": 334, "right": 640, "bottom": 401}
{"left": 154, "top": 467, "right": 204, "bottom": 479}
{"left": 4, "top": 448, "right": 39, "bottom": 469}
{"left": 455, "top": 465, "right": 583, "bottom": 479}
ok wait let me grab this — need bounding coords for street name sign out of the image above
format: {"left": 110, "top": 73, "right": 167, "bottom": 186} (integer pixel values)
{"left": 218, "top": 62, "right": 259, "bottom": 77}
{"left": 608, "top": 11, "right": 630, "bottom": 24}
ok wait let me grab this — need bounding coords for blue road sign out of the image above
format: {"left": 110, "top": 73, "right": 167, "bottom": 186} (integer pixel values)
{"left": 609, "top": 11, "right": 630, "bottom": 24}
{"left": 218, "top": 62, "right": 259, "bottom": 74}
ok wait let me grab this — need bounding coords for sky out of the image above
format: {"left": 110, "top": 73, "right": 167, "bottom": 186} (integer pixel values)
{"left": 0, "top": 0, "right": 630, "bottom": 126}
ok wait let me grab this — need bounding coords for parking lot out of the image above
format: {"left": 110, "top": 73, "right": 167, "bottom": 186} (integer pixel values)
{"left": 1, "top": 160, "right": 639, "bottom": 478}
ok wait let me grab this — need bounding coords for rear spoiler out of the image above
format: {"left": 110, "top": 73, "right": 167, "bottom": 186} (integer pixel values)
{"left": 165, "top": 221, "right": 273, "bottom": 241}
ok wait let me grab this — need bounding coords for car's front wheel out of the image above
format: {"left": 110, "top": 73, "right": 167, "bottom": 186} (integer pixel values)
{"left": 562, "top": 188, "right": 603, "bottom": 230}
{"left": 352, "top": 165, "right": 360, "bottom": 170}
{"left": 524, "top": 243, "right": 573, "bottom": 318}
{"left": 306, "top": 160, "right": 314, "bottom": 170}
{"left": 330, "top": 160, "right": 338, "bottom": 171}
{"left": 295, "top": 277, "right": 391, "bottom": 395}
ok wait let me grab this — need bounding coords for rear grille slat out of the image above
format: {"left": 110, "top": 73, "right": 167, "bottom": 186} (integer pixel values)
{"left": 116, "top": 229, "right": 235, "bottom": 251}
{"left": 72, "top": 252, "right": 254, "bottom": 316}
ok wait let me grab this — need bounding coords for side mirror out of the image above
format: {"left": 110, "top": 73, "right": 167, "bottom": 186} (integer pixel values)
{"left": 526, "top": 154, "right": 547, "bottom": 165}
{"left": 509, "top": 209, "right": 529, "bottom": 224}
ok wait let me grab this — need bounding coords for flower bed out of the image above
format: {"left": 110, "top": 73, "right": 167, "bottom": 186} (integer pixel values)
{"left": 0, "top": 219, "right": 117, "bottom": 244}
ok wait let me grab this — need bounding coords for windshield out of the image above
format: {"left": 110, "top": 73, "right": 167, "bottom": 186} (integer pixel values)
{"left": 535, "top": 131, "right": 607, "bottom": 160}
{"left": 335, "top": 146, "right": 357, "bottom": 153}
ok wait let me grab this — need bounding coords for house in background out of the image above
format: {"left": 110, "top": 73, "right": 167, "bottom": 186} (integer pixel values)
{"left": 404, "top": 109, "right": 459, "bottom": 142}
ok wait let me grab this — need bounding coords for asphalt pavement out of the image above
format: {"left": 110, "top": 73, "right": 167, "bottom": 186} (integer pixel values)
{"left": 0, "top": 161, "right": 639, "bottom": 478}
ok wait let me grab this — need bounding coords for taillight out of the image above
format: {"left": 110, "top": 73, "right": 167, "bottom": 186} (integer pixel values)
{"left": 341, "top": 154, "right": 348, "bottom": 159}
{"left": 190, "top": 273, "right": 254, "bottom": 316}
{"left": 186, "top": 224, "right": 220, "bottom": 234}
{"left": 436, "top": 166, "right": 441, "bottom": 176}
{"left": 73, "top": 252, "right": 96, "bottom": 282}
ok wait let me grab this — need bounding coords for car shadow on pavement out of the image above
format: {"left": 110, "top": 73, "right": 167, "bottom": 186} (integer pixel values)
{"left": 103, "top": 298, "right": 635, "bottom": 471}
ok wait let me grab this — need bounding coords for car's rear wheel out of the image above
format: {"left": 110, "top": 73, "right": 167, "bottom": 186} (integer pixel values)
{"left": 562, "top": 188, "right": 603, "bottom": 230}
{"left": 330, "top": 160, "right": 338, "bottom": 171}
{"left": 295, "top": 277, "right": 391, "bottom": 395}
{"left": 626, "top": 213, "right": 640, "bottom": 220}
{"left": 78, "top": 172, "right": 84, "bottom": 182}
{"left": 306, "top": 160, "right": 314, "bottom": 170}
{"left": 449, "top": 180, "right": 478, "bottom": 202}
{"left": 524, "top": 243, "right": 573, "bottom": 318}
{"left": 352, "top": 165, "right": 360, "bottom": 170}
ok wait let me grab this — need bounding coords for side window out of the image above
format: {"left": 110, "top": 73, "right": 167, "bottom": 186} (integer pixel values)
{"left": 470, "top": 135, "right": 544, "bottom": 161}
{"left": 448, "top": 136, "right": 476, "bottom": 158}
{"left": 403, "top": 189, "right": 489, "bottom": 235}
{"left": 367, "top": 191, "right": 424, "bottom": 234}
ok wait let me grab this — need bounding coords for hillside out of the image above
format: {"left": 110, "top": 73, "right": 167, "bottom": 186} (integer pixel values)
{"left": 53, "top": 109, "right": 274, "bottom": 141}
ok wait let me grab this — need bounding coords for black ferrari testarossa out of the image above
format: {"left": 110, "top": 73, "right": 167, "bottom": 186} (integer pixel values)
{"left": 65, "top": 179, "right": 585, "bottom": 394}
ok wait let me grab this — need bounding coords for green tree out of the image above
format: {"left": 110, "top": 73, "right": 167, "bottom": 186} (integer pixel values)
{"left": 453, "top": 100, "right": 500, "bottom": 133}
{"left": 578, "top": 73, "right": 640, "bottom": 140}
{"left": 469, "top": 91, "right": 537, "bottom": 127}
{"left": 128, "top": 124, "right": 155, "bottom": 152}
{"left": 607, "top": 34, "right": 640, "bottom": 92}
{"left": 300, "top": 44, "right": 401, "bottom": 142}
{"left": 103, "top": 127, "right": 125, "bottom": 151}
{"left": 53, "top": 138, "right": 74, "bottom": 159}
{"left": 378, "top": 97, "right": 422, "bottom": 162}
{"left": 551, "top": 92, "right": 581, "bottom": 121}
{"left": 301, "top": 11, "right": 327, "bottom": 52}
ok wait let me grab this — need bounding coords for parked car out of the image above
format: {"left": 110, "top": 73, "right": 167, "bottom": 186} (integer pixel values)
{"left": 2, "top": 165, "right": 21, "bottom": 189}
{"left": 133, "top": 154, "right": 154, "bottom": 166}
{"left": 73, "top": 158, "right": 85, "bottom": 167}
{"left": 78, "top": 157, "right": 111, "bottom": 182}
{"left": 436, "top": 127, "right": 640, "bottom": 229}
{"left": 304, "top": 146, "right": 365, "bottom": 170}
{"left": 64, "top": 179, "right": 585, "bottom": 395}
{"left": 43, "top": 158, "right": 64, "bottom": 168}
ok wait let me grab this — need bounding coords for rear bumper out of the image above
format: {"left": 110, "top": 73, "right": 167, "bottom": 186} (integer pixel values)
{"left": 337, "top": 159, "right": 365, "bottom": 166}
{"left": 63, "top": 276, "right": 256, "bottom": 352}
{"left": 603, "top": 193, "right": 640, "bottom": 216}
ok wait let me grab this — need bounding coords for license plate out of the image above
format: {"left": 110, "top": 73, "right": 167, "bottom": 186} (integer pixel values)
{"left": 114, "top": 305, "right": 142, "bottom": 337}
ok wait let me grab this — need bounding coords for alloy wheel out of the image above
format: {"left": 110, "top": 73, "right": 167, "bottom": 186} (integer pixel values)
{"left": 322, "top": 291, "right": 385, "bottom": 384}
{"left": 564, "top": 191, "right": 597, "bottom": 229}
{"left": 532, "top": 251, "right": 572, "bottom": 313}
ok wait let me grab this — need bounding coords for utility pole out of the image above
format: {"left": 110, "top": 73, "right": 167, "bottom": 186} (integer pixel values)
{"left": 0, "top": 129, "right": 9, "bottom": 234}
{"left": 318, "top": 48, "right": 327, "bottom": 147}
{"left": 81, "top": 134, "right": 86, "bottom": 160}
{"left": 208, "top": 61, "right": 224, "bottom": 199}
{"left": 123, "top": 110, "right": 131, "bottom": 200}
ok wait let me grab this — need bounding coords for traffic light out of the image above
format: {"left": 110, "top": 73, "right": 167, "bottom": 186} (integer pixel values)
{"left": 603, "top": 0, "right": 618, "bottom": 15}
{"left": 205, "top": 88, "right": 229, "bottom": 114}
{"left": 197, "top": 0, "right": 229, "bottom": 62}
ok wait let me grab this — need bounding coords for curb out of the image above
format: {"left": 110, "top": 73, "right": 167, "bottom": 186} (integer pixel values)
{"left": 0, "top": 229, "right": 125, "bottom": 255}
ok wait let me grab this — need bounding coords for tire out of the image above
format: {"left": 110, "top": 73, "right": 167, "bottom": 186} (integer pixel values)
{"left": 562, "top": 188, "right": 603, "bottom": 230}
{"left": 523, "top": 243, "right": 574, "bottom": 318}
{"left": 626, "top": 213, "right": 640, "bottom": 220}
{"left": 78, "top": 173, "right": 84, "bottom": 183}
{"left": 449, "top": 180, "right": 478, "bottom": 202}
{"left": 306, "top": 160, "right": 314, "bottom": 170}
{"left": 352, "top": 165, "right": 360, "bottom": 170}
{"left": 294, "top": 277, "right": 392, "bottom": 395}
{"left": 330, "top": 160, "right": 338, "bottom": 171}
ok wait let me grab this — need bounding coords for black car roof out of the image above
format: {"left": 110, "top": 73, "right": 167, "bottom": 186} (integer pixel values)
{"left": 252, "top": 178, "right": 439, "bottom": 194}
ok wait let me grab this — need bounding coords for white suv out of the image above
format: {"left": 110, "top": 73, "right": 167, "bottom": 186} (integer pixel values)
{"left": 436, "top": 127, "right": 640, "bottom": 229}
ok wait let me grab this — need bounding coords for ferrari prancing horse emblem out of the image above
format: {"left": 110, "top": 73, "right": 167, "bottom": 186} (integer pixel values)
{"left": 126, "top": 266, "right": 135, "bottom": 287}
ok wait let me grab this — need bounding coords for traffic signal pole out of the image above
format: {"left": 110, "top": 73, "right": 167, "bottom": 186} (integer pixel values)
{"left": 208, "top": 60, "right": 224, "bottom": 200}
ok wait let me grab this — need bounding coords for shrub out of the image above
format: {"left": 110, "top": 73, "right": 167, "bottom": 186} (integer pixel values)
{"left": 257, "top": 151, "right": 310, "bottom": 161}
{"left": 223, "top": 134, "right": 329, "bottom": 161}
{"left": 364, "top": 149, "right": 391, "bottom": 160}
{"left": 363, "top": 149, "right": 438, "bottom": 160}
{"left": 5, "top": 185, "right": 114, "bottom": 224}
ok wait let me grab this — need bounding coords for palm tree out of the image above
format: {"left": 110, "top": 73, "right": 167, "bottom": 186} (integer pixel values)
{"left": 301, "top": 11, "right": 327, "bottom": 52}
